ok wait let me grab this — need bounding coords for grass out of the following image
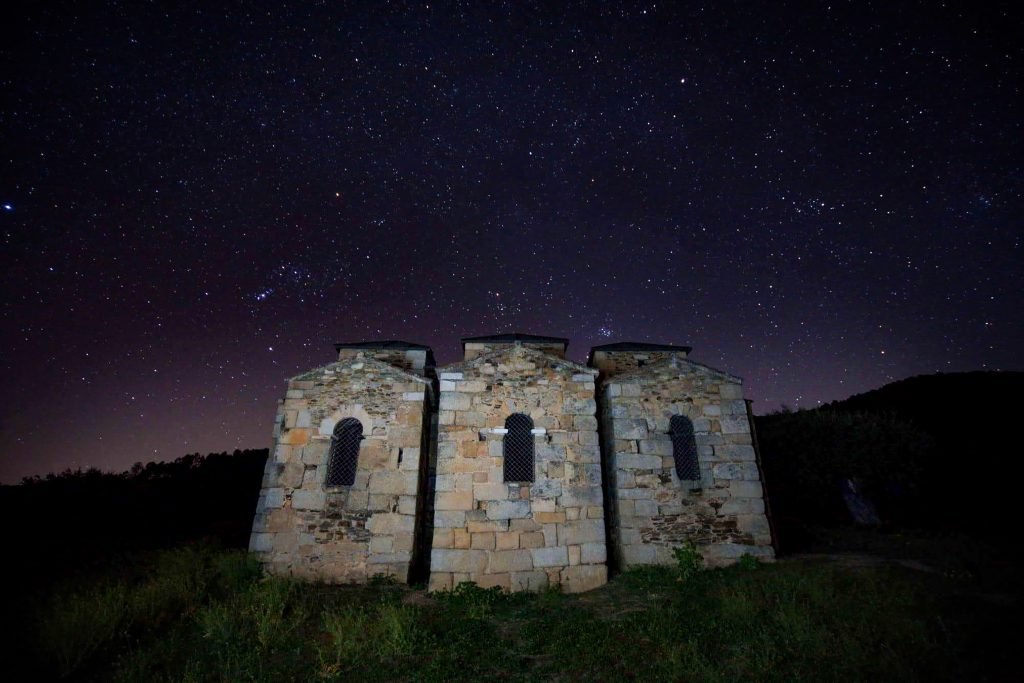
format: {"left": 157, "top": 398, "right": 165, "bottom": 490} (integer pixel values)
{"left": 20, "top": 542, "right": 1013, "bottom": 682}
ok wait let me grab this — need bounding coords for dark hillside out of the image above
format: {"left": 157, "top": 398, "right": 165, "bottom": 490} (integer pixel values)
{"left": 755, "top": 371, "right": 1024, "bottom": 548}
{"left": 820, "top": 371, "right": 1023, "bottom": 437}
{"left": 822, "top": 371, "right": 1024, "bottom": 531}
{"left": 0, "top": 449, "right": 267, "bottom": 675}
{"left": 0, "top": 449, "right": 267, "bottom": 587}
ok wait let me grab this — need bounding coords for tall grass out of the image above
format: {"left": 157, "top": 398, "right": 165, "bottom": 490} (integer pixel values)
{"left": 30, "top": 545, "right": 260, "bottom": 679}
{"left": 316, "top": 601, "right": 422, "bottom": 676}
{"left": 592, "top": 564, "right": 939, "bottom": 681}
{"left": 26, "top": 545, "right": 987, "bottom": 681}
{"left": 35, "top": 582, "right": 132, "bottom": 677}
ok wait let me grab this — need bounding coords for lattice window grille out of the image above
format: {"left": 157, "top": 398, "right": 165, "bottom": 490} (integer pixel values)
{"left": 326, "top": 418, "right": 363, "bottom": 486}
{"left": 669, "top": 415, "right": 701, "bottom": 481}
{"left": 503, "top": 413, "right": 535, "bottom": 483}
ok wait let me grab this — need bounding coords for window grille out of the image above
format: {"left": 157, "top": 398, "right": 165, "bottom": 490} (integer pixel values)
{"left": 669, "top": 415, "right": 700, "bottom": 481}
{"left": 503, "top": 413, "right": 535, "bottom": 483}
{"left": 326, "top": 418, "right": 363, "bottom": 486}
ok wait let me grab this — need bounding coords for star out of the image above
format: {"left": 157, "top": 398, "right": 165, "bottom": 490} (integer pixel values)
{"left": 0, "top": 1, "right": 1019, "bottom": 480}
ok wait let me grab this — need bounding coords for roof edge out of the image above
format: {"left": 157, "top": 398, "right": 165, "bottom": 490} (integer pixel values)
{"left": 290, "top": 355, "right": 433, "bottom": 385}
{"left": 441, "top": 343, "right": 594, "bottom": 374}
{"left": 587, "top": 341, "right": 693, "bottom": 365}
{"left": 333, "top": 339, "right": 433, "bottom": 351}
{"left": 461, "top": 332, "right": 570, "bottom": 349}
{"left": 601, "top": 356, "right": 742, "bottom": 385}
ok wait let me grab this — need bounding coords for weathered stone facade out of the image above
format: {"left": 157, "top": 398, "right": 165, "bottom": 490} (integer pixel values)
{"left": 249, "top": 334, "right": 773, "bottom": 590}
{"left": 590, "top": 343, "right": 693, "bottom": 377}
{"left": 428, "top": 340, "right": 607, "bottom": 593}
{"left": 462, "top": 333, "right": 570, "bottom": 362}
{"left": 334, "top": 340, "right": 433, "bottom": 376}
{"left": 249, "top": 343, "right": 434, "bottom": 583}
{"left": 592, "top": 344, "right": 774, "bottom": 568}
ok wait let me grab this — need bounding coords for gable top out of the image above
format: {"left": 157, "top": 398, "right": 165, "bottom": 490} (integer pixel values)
{"left": 291, "top": 355, "right": 432, "bottom": 385}
{"left": 442, "top": 343, "right": 594, "bottom": 375}
{"left": 333, "top": 339, "right": 431, "bottom": 351}
{"left": 333, "top": 339, "right": 435, "bottom": 366}
{"left": 461, "top": 332, "right": 570, "bottom": 348}
{"left": 587, "top": 341, "right": 693, "bottom": 364}
{"left": 603, "top": 355, "right": 741, "bottom": 385}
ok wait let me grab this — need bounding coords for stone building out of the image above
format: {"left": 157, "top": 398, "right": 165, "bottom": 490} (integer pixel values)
{"left": 249, "top": 333, "right": 773, "bottom": 590}
{"left": 591, "top": 343, "right": 774, "bottom": 568}
{"left": 249, "top": 341, "right": 435, "bottom": 583}
{"left": 428, "top": 334, "right": 607, "bottom": 593}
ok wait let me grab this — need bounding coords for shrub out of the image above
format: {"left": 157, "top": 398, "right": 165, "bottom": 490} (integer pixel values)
{"left": 317, "top": 606, "right": 368, "bottom": 676}
{"left": 737, "top": 554, "right": 760, "bottom": 571}
{"left": 316, "top": 600, "right": 424, "bottom": 677}
{"left": 373, "top": 602, "right": 421, "bottom": 656}
{"left": 673, "top": 540, "right": 704, "bottom": 581}
{"left": 36, "top": 583, "right": 132, "bottom": 678}
{"left": 249, "top": 578, "right": 304, "bottom": 649}
{"left": 368, "top": 572, "right": 398, "bottom": 587}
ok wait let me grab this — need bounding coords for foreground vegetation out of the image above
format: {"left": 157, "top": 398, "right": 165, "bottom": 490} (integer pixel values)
{"left": 9, "top": 374, "right": 1022, "bottom": 679}
{"left": 20, "top": 542, "right": 1012, "bottom": 682}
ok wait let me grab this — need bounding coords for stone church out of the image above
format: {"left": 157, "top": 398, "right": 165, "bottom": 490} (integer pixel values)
{"left": 249, "top": 333, "right": 774, "bottom": 592}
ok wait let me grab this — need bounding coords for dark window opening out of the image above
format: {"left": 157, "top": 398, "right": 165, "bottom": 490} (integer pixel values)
{"left": 503, "top": 413, "right": 535, "bottom": 482}
{"left": 326, "top": 418, "right": 363, "bottom": 486}
{"left": 669, "top": 415, "right": 700, "bottom": 481}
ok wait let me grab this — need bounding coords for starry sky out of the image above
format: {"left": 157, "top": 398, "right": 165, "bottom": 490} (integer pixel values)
{"left": 1, "top": 1, "right": 1021, "bottom": 481}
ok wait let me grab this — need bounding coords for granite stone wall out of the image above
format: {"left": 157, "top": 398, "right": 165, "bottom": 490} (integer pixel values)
{"left": 427, "top": 345, "right": 608, "bottom": 593}
{"left": 335, "top": 348, "right": 430, "bottom": 375}
{"left": 249, "top": 354, "right": 433, "bottom": 582}
{"left": 598, "top": 354, "right": 774, "bottom": 569}
{"left": 463, "top": 341, "right": 568, "bottom": 361}
{"left": 590, "top": 349, "right": 687, "bottom": 378}
{"left": 248, "top": 336, "right": 775, "bottom": 591}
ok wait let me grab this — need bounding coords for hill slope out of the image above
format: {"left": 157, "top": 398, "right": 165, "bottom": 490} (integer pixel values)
{"left": 821, "top": 370, "right": 1023, "bottom": 436}
{"left": 755, "top": 371, "right": 1024, "bottom": 541}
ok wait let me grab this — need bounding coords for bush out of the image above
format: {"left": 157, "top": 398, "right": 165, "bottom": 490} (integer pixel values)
{"left": 737, "top": 553, "right": 761, "bottom": 571}
{"left": 315, "top": 597, "right": 428, "bottom": 679}
{"left": 36, "top": 583, "right": 133, "bottom": 678}
{"left": 673, "top": 540, "right": 704, "bottom": 581}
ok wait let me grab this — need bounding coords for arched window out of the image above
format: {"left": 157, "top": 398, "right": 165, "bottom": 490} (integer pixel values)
{"left": 326, "top": 418, "right": 363, "bottom": 486}
{"left": 669, "top": 415, "right": 700, "bottom": 481}
{"left": 503, "top": 413, "right": 535, "bottom": 483}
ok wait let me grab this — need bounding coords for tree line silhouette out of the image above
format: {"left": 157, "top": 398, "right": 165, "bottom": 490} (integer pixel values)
{"left": 2, "top": 449, "right": 267, "bottom": 588}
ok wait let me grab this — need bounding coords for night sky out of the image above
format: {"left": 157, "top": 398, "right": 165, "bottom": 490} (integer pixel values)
{"left": 2, "top": 1, "right": 1021, "bottom": 482}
